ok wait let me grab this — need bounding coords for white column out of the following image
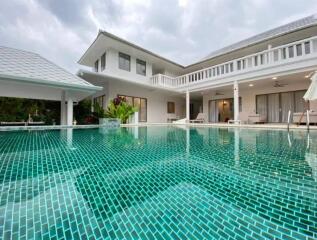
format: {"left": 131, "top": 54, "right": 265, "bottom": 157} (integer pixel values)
{"left": 67, "top": 97, "right": 73, "bottom": 126}
{"left": 233, "top": 81, "right": 239, "bottom": 122}
{"left": 60, "top": 91, "right": 66, "bottom": 125}
{"left": 186, "top": 90, "right": 190, "bottom": 123}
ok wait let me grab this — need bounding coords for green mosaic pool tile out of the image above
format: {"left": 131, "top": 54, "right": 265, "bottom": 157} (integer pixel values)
{"left": 0, "top": 127, "right": 316, "bottom": 239}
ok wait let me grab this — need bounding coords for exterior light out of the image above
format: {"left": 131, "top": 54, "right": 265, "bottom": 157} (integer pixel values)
{"left": 249, "top": 84, "right": 254, "bottom": 87}
{"left": 305, "top": 75, "right": 310, "bottom": 78}
{"left": 272, "top": 77, "right": 277, "bottom": 80}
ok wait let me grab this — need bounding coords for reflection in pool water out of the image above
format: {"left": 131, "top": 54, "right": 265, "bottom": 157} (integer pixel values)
{"left": 0, "top": 127, "right": 316, "bottom": 239}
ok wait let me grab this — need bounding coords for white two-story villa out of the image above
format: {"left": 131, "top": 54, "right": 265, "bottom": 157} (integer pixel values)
{"left": 78, "top": 14, "right": 317, "bottom": 124}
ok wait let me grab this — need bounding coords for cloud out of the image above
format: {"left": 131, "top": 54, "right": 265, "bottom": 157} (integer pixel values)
{"left": 0, "top": 0, "right": 317, "bottom": 72}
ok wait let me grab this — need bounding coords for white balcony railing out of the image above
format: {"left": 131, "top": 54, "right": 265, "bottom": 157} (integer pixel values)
{"left": 150, "top": 36, "right": 317, "bottom": 89}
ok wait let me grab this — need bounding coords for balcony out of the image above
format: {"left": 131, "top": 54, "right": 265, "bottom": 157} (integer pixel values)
{"left": 150, "top": 36, "right": 317, "bottom": 91}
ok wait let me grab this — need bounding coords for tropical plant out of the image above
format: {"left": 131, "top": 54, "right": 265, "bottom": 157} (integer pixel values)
{"left": 93, "top": 102, "right": 106, "bottom": 119}
{"left": 0, "top": 97, "right": 60, "bottom": 124}
{"left": 105, "top": 97, "right": 137, "bottom": 123}
{"left": 74, "top": 99, "right": 96, "bottom": 124}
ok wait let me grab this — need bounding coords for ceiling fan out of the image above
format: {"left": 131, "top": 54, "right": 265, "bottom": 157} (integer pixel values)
{"left": 273, "top": 81, "right": 288, "bottom": 88}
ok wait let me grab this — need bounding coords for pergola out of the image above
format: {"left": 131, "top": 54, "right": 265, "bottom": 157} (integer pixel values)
{"left": 0, "top": 46, "right": 102, "bottom": 125}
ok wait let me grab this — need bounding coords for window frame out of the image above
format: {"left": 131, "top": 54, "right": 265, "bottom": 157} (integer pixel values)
{"left": 136, "top": 59, "right": 146, "bottom": 76}
{"left": 93, "top": 95, "right": 105, "bottom": 109}
{"left": 101, "top": 52, "right": 106, "bottom": 71}
{"left": 118, "top": 52, "right": 131, "bottom": 71}
{"left": 94, "top": 59, "right": 99, "bottom": 72}
{"left": 118, "top": 94, "right": 147, "bottom": 122}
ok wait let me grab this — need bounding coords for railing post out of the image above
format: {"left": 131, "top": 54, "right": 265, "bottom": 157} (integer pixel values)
{"left": 278, "top": 49, "right": 282, "bottom": 61}
{"left": 302, "top": 43, "right": 305, "bottom": 56}
{"left": 268, "top": 44, "right": 272, "bottom": 64}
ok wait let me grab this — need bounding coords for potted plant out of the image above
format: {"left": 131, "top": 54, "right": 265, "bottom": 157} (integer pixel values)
{"left": 105, "top": 97, "right": 137, "bottom": 124}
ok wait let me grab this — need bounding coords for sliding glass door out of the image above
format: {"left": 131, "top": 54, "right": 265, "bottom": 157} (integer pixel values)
{"left": 209, "top": 100, "right": 218, "bottom": 122}
{"left": 118, "top": 95, "right": 147, "bottom": 122}
{"left": 256, "top": 95, "right": 267, "bottom": 121}
{"left": 267, "top": 93, "right": 279, "bottom": 123}
{"left": 294, "top": 90, "right": 307, "bottom": 113}
{"left": 256, "top": 90, "right": 307, "bottom": 123}
{"left": 280, "top": 92, "right": 294, "bottom": 122}
{"left": 209, "top": 98, "right": 241, "bottom": 122}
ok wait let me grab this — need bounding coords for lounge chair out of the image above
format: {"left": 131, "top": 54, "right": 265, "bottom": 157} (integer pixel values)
{"left": 248, "top": 113, "right": 267, "bottom": 124}
{"left": 293, "top": 111, "right": 317, "bottom": 124}
{"left": 190, "top": 113, "right": 206, "bottom": 123}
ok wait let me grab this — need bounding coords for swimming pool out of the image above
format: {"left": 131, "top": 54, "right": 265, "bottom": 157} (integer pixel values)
{"left": 0, "top": 126, "right": 316, "bottom": 239}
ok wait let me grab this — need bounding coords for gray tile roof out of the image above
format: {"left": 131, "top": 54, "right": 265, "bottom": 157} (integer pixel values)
{"left": 0, "top": 46, "right": 101, "bottom": 90}
{"left": 202, "top": 14, "right": 317, "bottom": 61}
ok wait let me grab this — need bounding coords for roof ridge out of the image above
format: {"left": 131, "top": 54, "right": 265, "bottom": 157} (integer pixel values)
{"left": 0, "top": 45, "right": 42, "bottom": 57}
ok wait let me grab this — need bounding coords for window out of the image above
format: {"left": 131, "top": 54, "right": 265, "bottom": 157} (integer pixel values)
{"left": 94, "top": 95, "right": 105, "bottom": 108}
{"left": 94, "top": 59, "right": 99, "bottom": 72}
{"left": 119, "top": 52, "right": 130, "bottom": 71}
{"left": 167, "top": 102, "right": 175, "bottom": 113}
{"left": 136, "top": 59, "right": 146, "bottom": 76}
{"left": 101, "top": 52, "right": 106, "bottom": 71}
{"left": 118, "top": 95, "right": 147, "bottom": 122}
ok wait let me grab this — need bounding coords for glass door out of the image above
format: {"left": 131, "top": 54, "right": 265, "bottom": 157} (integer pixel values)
{"left": 267, "top": 93, "right": 280, "bottom": 123}
{"left": 280, "top": 92, "right": 294, "bottom": 122}
{"left": 256, "top": 90, "right": 308, "bottom": 123}
{"left": 256, "top": 95, "right": 267, "bottom": 120}
{"left": 208, "top": 100, "right": 218, "bottom": 122}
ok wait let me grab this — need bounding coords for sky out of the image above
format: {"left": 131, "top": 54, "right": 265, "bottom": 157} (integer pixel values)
{"left": 1, "top": 0, "right": 317, "bottom": 73}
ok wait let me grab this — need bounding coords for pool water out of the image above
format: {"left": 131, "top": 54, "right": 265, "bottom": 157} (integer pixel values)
{"left": 0, "top": 126, "right": 316, "bottom": 239}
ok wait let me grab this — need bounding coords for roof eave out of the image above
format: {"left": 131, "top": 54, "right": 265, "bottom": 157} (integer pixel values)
{"left": 0, "top": 73, "right": 103, "bottom": 92}
{"left": 78, "top": 30, "right": 185, "bottom": 69}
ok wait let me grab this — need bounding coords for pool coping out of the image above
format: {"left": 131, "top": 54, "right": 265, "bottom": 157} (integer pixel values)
{"left": 0, "top": 124, "right": 102, "bottom": 131}
{"left": 0, "top": 122, "right": 316, "bottom": 131}
{"left": 122, "top": 122, "right": 317, "bottom": 131}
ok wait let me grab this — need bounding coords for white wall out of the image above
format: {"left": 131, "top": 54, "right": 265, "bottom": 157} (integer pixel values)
{"left": 91, "top": 80, "right": 185, "bottom": 123}
{"left": 93, "top": 49, "right": 153, "bottom": 85}
{"left": 203, "top": 80, "right": 317, "bottom": 122}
